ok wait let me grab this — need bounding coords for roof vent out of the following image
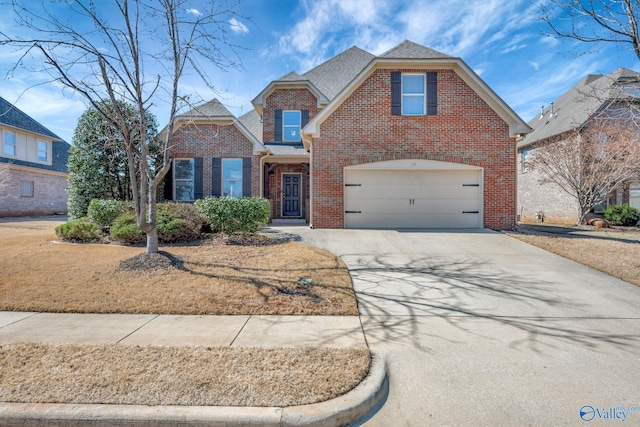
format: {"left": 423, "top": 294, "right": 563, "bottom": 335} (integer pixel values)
{"left": 539, "top": 105, "right": 544, "bottom": 119}
{"left": 549, "top": 102, "right": 555, "bottom": 117}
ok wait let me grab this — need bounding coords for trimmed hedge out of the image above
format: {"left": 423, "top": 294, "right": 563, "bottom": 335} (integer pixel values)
{"left": 604, "top": 204, "right": 640, "bottom": 226}
{"left": 110, "top": 213, "right": 146, "bottom": 244}
{"left": 55, "top": 217, "right": 102, "bottom": 242}
{"left": 195, "top": 197, "right": 271, "bottom": 234}
{"left": 87, "top": 199, "right": 132, "bottom": 228}
{"left": 110, "top": 202, "right": 206, "bottom": 244}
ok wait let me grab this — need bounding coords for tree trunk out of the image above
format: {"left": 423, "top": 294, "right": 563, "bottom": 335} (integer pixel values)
{"left": 146, "top": 225, "right": 159, "bottom": 254}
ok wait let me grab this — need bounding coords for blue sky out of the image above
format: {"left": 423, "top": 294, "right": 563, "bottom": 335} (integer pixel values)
{"left": 1, "top": 0, "right": 639, "bottom": 143}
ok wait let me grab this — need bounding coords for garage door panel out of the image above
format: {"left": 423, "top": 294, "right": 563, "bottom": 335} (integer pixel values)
{"left": 344, "top": 166, "right": 482, "bottom": 229}
{"left": 346, "top": 185, "right": 479, "bottom": 201}
{"left": 346, "top": 212, "right": 480, "bottom": 229}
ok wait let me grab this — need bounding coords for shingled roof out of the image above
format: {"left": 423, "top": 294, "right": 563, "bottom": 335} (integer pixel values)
{"left": 519, "top": 68, "right": 640, "bottom": 149}
{"left": 0, "top": 96, "right": 62, "bottom": 141}
{"left": 176, "top": 98, "right": 235, "bottom": 120}
{"left": 379, "top": 40, "right": 452, "bottom": 59}
{"left": 302, "top": 46, "right": 375, "bottom": 101}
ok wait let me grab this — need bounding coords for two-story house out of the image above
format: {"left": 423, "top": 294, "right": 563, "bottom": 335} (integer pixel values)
{"left": 165, "top": 40, "right": 530, "bottom": 230}
{"left": 0, "top": 96, "right": 69, "bottom": 217}
{"left": 517, "top": 68, "right": 640, "bottom": 224}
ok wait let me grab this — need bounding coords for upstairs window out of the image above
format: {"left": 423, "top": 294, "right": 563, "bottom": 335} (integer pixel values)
{"left": 37, "top": 140, "right": 48, "bottom": 162}
{"left": 402, "top": 74, "right": 425, "bottom": 115}
{"left": 283, "top": 110, "right": 301, "bottom": 142}
{"left": 3, "top": 131, "right": 16, "bottom": 157}
{"left": 391, "top": 72, "right": 437, "bottom": 116}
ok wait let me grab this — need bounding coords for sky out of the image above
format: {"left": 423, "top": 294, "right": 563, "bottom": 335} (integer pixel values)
{"left": 1, "top": 0, "right": 639, "bottom": 143}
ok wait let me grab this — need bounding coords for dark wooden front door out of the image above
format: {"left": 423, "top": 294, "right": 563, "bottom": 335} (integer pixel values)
{"left": 282, "top": 174, "right": 301, "bottom": 217}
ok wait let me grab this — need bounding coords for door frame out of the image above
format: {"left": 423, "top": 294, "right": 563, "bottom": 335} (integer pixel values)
{"left": 281, "top": 172, "right": 303, "bottom": 218}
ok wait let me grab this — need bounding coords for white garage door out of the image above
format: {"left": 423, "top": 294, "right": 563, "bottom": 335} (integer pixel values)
{"left": 630, "top": 181, "right": 640, "bottom": 211}
{"left": 344, "top": 160, "right": 482, "bottom": 229}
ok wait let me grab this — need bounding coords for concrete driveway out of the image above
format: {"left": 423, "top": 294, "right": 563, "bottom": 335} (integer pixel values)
{"left": 276, "top": 227, "right": 640, "bottom": 426}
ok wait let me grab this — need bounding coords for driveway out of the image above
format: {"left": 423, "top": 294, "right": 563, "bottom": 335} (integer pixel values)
{"left": 277, "top": 227, "right": 640, "bottom": 426}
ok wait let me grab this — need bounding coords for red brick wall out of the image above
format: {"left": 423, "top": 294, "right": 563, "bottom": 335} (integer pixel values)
{"left": 169, "top": 123, "right": 260, "bottom": 197}
{"left": 311, "top": 68, "right": 516, "bottom": 230}
{"left": 263, "top": 89, "right": 321, "bottom": 142}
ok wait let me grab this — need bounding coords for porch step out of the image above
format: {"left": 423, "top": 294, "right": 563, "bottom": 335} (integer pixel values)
{"left": 270, "top": 219, "right": 308, "bottom": 225}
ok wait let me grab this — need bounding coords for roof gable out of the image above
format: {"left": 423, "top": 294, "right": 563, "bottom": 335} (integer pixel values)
{"left": 380, "top": 40, "right": 451, "bottom": 59}
{"left": 519, "top": 68, "right": 640, "bottom": 148}
{"left": 176, "top": 98, "right": 234, "bottom": 120}
{"left": 0, "top": 96, "right": 62, "bottom": 141}
{"left": 303, "top": 40, "right": 530, "bottom": 145}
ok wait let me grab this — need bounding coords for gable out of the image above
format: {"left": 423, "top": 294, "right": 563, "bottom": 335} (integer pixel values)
{"left": 303, "top": 57, "right": 531, "bottom": 147}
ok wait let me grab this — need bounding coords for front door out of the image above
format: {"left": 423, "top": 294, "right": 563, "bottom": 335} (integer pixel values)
{"left": 282, "top": 174, "right": 301, "bottom": 217}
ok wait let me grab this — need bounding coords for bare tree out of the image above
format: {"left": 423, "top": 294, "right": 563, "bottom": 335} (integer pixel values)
{"left": 0, "top": 0, "right": 244, "bottom": 253}
{"left": 540, "top": 0, "right": 640, "bottom": 61}
{"left": 530, "top": 113, "right": 640, "bottom": 224}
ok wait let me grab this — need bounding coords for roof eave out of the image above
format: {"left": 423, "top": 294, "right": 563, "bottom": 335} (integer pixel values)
{"left": 303, "top": 57, "right": 532, "bottom": 143}
{"left": 252, "top": 80, "right": 329, "bottom": 117}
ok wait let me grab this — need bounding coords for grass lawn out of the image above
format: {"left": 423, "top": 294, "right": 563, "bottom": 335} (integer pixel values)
{"left": 0, "top": 217, "right": 367, "bottom": 408}
{"left": 0, "top": 217, "right": 357, "bottom": 315}
{"left": 508, "top": 223, "right": 640, "bottom": 287}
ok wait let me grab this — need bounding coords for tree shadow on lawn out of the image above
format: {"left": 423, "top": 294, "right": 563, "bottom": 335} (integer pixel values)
{"left": 347, "top": 255, "right": 640, "bottom": 354}
{"left": 516, "top": 223, "right": 640, "bottom": 245}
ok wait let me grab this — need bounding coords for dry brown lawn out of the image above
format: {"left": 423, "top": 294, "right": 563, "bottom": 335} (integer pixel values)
{"left": 0, "top": 344, "right": 370, "bottom": 407}
{"left": 0, "top": 217, "right": 368, "bottom": 408}
{"left": 509, "top": 223, "right": 640, "bottom": 287}
{"left": 0, "top": 217, "right": 357, "bottom": 315}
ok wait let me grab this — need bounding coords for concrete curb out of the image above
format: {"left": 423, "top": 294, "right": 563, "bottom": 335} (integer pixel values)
{"left": 0, "top": 353, "right": 388, "bottom": 426}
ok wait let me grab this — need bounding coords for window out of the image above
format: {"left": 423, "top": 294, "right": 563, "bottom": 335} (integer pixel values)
{"left": 521, "top": 149, "right": 530, "bottom": 172}
{"left": 3, "top": 131, "right": 16, "bottom": 157}
{"left": 283, "top": 110, "right": 301, "bottom": 142}
{"left": 402, "top": 74, "right": 426, "bottom": 115}
{"left": 173, "top": 159, "right": 194, "bottom": 201}
{"left": 222, "top": 158, "right": 243, "bottom": 198}
{"left": 391, "top": 72, "right": 437, "bottom": 116}
{"left": 20, "top": 181, "right": 34, "bottom": 197}
{"left": 37, "top": 140, "right": 48, "bottom": 162}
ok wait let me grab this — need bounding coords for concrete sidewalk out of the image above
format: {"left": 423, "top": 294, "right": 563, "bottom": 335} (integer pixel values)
{"left": 0, "top": 312, "right": 367, "bottom": 348}
{"left": 0, "top": 312, "right": 387, "bottom": 426}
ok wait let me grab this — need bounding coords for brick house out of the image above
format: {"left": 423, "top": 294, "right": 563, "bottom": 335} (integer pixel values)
{"left": 517, "top": 68, "right": 640, "bottom": 224}
{"left": 0, "top": 96, "right": 70, "bottom": 217}
{"left": 166, "top": 40, "right": 530, "bottom": 230}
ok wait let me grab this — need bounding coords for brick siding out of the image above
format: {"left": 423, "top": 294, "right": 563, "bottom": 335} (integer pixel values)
{"left": 169, "top": 123, "right": 260, "bottom": 198}
{"left": 0, "top": 166, "right": 68, "bottom": 217}
{"left": 263, "top": 89, "right": 320, "bottom": 142}
{"left": 310, "top": 68, "right": 517, "bottom": 230}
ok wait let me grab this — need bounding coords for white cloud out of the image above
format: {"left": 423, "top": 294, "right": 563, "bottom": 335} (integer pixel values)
{"left": 186, "top": 8, "right": 202, "bottom": 17}
{"left": 229, "top": 18, "right": 249, "bottom": 35}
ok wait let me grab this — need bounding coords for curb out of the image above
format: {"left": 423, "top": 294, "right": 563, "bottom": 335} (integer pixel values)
{"left": 0, "top": 353, "right": 388, "bottom": 426}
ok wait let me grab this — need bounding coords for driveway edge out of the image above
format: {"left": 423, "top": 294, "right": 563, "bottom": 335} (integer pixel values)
{"left": 0, "top": 352, "right": 388, "bottom": 426}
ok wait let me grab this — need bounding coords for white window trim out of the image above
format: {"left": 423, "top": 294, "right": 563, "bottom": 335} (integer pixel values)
{"left": 283, "top": 110, "right": 302, "bottom": 142}
{"left": 222, "top": 158, "right": 243, "bottom": 199}
{"left": 37, "top": 140, "right": 49, "bottom": 163}
{"left": 173, "top": 158, "right": 195, "bottom": 201}
{"left": 3, "top": 130, "right": 17, "bottom": 157}
{"left": 401, "top": 73, "right": 426, "bottom": 116}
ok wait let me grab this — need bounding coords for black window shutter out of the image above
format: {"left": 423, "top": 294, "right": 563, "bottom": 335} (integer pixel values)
{"left": 391, "top": 72, "right": 401, "bottom": 115}
{"left": 242, "top": 157, "right": 252, "bottom": 197}
{"left": 301, "top": 110, "right": 309, "bottom": 128}
{"left": 274, "top": 109, "right": 283, "bottom": 142}
{"left": 194, "top": 157, "right": 203, "bottom": 200}
{"left": 427, "top": 72, "right": 437, "bottom": 115}
{"left": 211, "top": 157, "right": 221, "bottom": 197}
{"left": 163, "top": 162, "right": 173, "bottom": 201}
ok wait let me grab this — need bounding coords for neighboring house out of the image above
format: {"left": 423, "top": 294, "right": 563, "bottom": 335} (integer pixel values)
{"left": 517, "top": 68, "right": 640, "bottom": 224}
{"left": 165, "top": 40, "right": 530, "bottom": 230}
{"left": 0, "top": 96, "right": 70, "bottom": 217}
